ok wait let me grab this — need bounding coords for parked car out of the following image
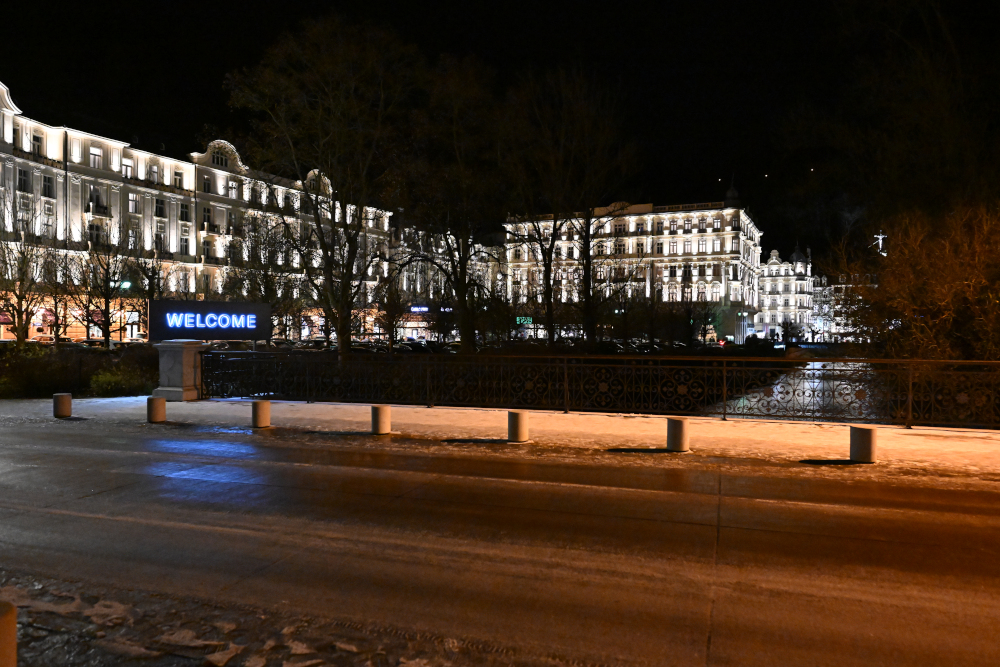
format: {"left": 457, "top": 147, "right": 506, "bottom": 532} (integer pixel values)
{"left": 30, "top": 334, "right": 56, "bottom": 344}
{"left": 73, "top": 338, "right": 126, "bottom": 350}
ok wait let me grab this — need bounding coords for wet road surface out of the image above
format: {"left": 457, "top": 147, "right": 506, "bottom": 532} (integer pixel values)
{"left": 1, "top": 422, "right": 999, "bottom": 665}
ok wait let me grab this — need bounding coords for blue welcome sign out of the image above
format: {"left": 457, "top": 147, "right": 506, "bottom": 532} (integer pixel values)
{"left": 149, "top": 300, "right": 271, "bottom": 341}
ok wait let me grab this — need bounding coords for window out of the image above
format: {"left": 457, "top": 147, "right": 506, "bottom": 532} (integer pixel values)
{"left": 784, "top": 298, "right": 790, "bottom": 306}
{"left": 89, "top": 146, "right": 103, "bottom": 169}
{"left": 173, "top": 171, "right": 184, "bottom": 189}
{"left": 127, "top": 223, "right": 140, "bottom": 249}
{"left": 713, "top": 238, "right": 721, "bottom": 252}
{"left": 613, "top": 222, "right": 626, "bottom": 234}
{"left": 713, "top": 218, "right": 721, "bottom": 229}
{"left": 731, "top": 238, "right": 739, "bottom": 252}
{"left": 669, "top": 241, "right": 677, "bottom": 254}
{"left": 17, "top": 169, "right": 30, "bottom": 193}
{"left": 698, "top": 239, "right": 707, "bottom": 253}
{"left": 202, "top": 207, "right": 212, "bottom": 224}
{"left": 203, "top": 238, "right": 212, "bottom": 258}
{"left": 121, "top": 158, "right": 133, "bottom": 179}
{"left": 31, "top": 134, "right": 42, "bottom": 155}
{"left": 149, "top": 165, "right": 159, "bottom": 184}
{"left": 684, "top": 219, "right": 692, "bottom": 232}
{"left": 180, "top": 203, "right": 190, "bottom": 222}
{"left": 683, "top": 240, "right": 692, "bottom": 254}
{"left": 567, "top": 246, "right": 575, "bottom": 259}
{"left": 228, "top": 181, "right": 238, "bottom": 199}
{"left": 697, "top": 285, "right": 706, "bottom": 301}
{"left": 513, "top": 248, "right": 522, "bottom": 261}
{"left": 656, "top": 220, "right": 664, "bottom": 234}
{"left": 211, "top": 150, "right": 228, "bottom": 167}
{"left": 636, "top": 222, "right": 645, "bottom": 234}
{"left": 202, "top": 175, "right": 211, "bottom": 193}
{"left": 668, "top": 266, "right": 677, "bottom": 278}
{"left": 42, "top": 175, "right": 54, "bottom": 198}
{"left": 712, "top": 285, "right": 722, "bottom": 301}
{"left": 670, "top": 219, "right": 677, "bottom": 232}
{"left": 656, "top": 241, "right": 664, "bottom": 254}
{"left": 154, "top": 199, "right": 166, "bottom": 218}
{"left": 180, "top": 224, "right": 191, "bottom": 255}
{"left": 614, "top": 241, "right": 626, "bottom": 255}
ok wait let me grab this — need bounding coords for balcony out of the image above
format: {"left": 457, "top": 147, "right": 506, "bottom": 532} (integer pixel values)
{"left": 203, "top": 256, "right": 227, "bottom": 266}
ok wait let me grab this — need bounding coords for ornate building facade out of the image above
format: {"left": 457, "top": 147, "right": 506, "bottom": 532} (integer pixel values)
{"left": 504, "top": 195, "right": 764, "bottom": 342}
{"left": 755, "top": 246, "right": 814, "bottom": 340}
{"left": 0, "top": 80, "right": 393, "bottom": 341}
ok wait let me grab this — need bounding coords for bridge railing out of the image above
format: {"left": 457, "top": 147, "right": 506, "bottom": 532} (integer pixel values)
{"left": 200, "top": 353, "right": 1000, "bottom": 428}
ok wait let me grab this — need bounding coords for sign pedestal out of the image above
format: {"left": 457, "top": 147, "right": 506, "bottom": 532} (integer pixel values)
{"left": 153, "top": 340, "right": 209, "bottom": 401}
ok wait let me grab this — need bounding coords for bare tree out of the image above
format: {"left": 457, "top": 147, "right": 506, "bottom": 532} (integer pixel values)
{"left": 400, "top": 57, "right": 505, "bottom": 353}
{"left": 503, "top": 69, "right": 635, "bottom": 346}
{"left": 373, "top": 270, "right": 409, "bottom": 352}
{"left": 68, "top": 215, "right": 137, "bottom": 346}
{"left": 228, "top": 15, "right": 420, "bottom": 355}
{"left": 0, "top": 182, "right": 50, "bottom": 345}
{"left": 222, "top": 212, "right": 304, "bottom": 339}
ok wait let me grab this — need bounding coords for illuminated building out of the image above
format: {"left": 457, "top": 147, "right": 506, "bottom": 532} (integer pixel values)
{"left": 0, "top": 80, "right": 391, "bottom": 340}
{"left": 755, "top": 246, "right": 814, "bottom": 340}
{"left": 503, "top": 191, "right": 764, "bottom": 342}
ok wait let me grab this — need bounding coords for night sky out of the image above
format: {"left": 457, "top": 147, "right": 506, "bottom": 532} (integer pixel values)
{"left": 3, "top": 1, "right": 993, "bottom": 259}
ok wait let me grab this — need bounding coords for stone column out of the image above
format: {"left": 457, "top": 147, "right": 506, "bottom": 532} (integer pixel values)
{"left": 152, "top": 340, "right": 209, "bottom": 401}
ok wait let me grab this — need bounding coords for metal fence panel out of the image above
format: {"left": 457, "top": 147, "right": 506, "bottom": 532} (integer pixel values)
{"left": 200, "top": 353, "right": 1000, "bottom": 428}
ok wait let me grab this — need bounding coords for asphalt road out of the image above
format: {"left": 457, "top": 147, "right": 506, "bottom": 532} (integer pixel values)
{"left": 1, "top": 421, "right": 999, "bottom": 666}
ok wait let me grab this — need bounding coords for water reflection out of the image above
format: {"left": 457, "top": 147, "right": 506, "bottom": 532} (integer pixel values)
{"left": 720, "top": 361, "right": 887, "bottom": 421}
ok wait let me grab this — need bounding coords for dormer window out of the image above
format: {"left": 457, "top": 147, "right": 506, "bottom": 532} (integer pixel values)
{"left": 211, "top": 150, "right": 228, "bottom": 167}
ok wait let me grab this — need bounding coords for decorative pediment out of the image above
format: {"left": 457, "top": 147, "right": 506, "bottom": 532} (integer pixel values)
{"left": 0, "top": 81, "right": 22, "bottom": 114}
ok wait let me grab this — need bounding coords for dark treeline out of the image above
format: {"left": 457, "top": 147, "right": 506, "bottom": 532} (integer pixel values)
{"left": 218, "top": 2, "right": 1000, "bottom": 359}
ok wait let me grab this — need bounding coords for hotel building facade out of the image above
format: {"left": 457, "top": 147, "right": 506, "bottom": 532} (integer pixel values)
{"left": 0, "top": 80, "right": 392, "bottom": 341}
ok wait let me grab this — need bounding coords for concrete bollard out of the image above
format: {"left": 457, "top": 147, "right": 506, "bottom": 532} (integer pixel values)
{"left": 666, "top": 417, "right": 690, "bottom": 452}
{"left": 0, "top": 600, "right": 15, "bottom": 667}
{"left": 147, "top": 396, "right": 166, "bottom": 423}
{"left": 372, "top": 405, "right": 391, "bottom": 435}
{"left": 850, "top": 426, "right": 877, "bottom": 463}
{"left": 508, "top": 410, "right": 529, "bottom": 443}
{"left": 53, "top": 393, "right": 72, "bottom": 419}
{"left": 252, "top": 400, "right": 271, "bottom": 428}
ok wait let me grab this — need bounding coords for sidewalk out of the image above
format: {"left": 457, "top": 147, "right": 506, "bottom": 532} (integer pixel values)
{"left": 3, "top": 396, "right": 1000, "bottom": 488}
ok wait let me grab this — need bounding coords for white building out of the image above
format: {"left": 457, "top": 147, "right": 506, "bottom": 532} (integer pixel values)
{"left": 0, "top": 80, "right": 393, "bottom": 340}
{"left": 755, "top": 246, "right": 813, "bottom": 340}
{"left": 504, "top": 193, "right": 764, "bottom": 342}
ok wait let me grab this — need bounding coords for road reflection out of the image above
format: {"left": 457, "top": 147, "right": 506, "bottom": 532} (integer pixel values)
{"left": 144, "top": 439, "right": 262, "bottom": 460}
{"left": 144, "top": 460, "right": 277, "bottom": 510}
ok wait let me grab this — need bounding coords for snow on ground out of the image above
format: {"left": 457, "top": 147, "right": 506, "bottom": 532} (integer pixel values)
{"left": 2, "top": 396, "right": 1000, "bottom": 489}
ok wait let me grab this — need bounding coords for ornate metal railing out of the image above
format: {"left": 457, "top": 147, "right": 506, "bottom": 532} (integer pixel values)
{"left": 200, "top": 353, "right": 1000, "bottom": 427}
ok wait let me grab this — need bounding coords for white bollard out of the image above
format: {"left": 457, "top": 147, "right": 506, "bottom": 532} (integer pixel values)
{"left": 147, "top": 396, "right": 166, "bottom": 423}
{"left": 252, "top": 400, "right": 271, "bottom": 428}
{"left": 666, "top": 417, "right": 690, "bottom": 452}
{"left": 0, "top": 600, "right": 15, "bottom": 667}
{"left": 53, "top": 393, "right": 72, "bottom": 419}
{"left": 372, "top": 405, "right": 391, "bottom": 435}
{"left": 508, "top": 410, "right": 529, "bottom": 443}
{"left": 850, "top": 426, "right": 877, "bottom": 463}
